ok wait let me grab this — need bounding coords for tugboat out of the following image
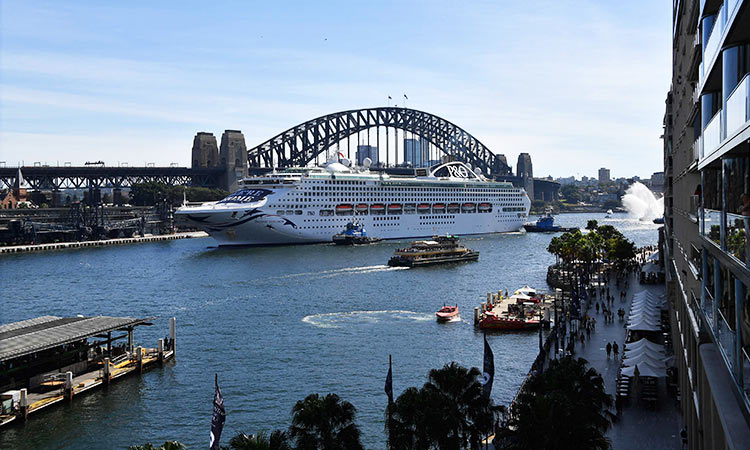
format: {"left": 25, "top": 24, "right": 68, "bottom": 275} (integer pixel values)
{"left": 436, "top": 305, "right": 459, "bottom": 322}
{"left": 523, "top": 211, "right": 576, "bottom": 233}
{"left": 387, "top": 235, "right": 479, "bottom": 267}
{"left": 332, "top": 220, "right": 382, "bottom": 245}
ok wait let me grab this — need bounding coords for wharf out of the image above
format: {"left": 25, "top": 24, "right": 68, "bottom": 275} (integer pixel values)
{"left": 0, "top": 231, "right": 207, "bottom": 254}
{"left": 0, "top": 316, "right": 176, "bottom": 428}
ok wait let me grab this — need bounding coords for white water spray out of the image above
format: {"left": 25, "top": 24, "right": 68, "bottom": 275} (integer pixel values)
{"left": 622, "top": 182, "right": 664, "bottom": 221}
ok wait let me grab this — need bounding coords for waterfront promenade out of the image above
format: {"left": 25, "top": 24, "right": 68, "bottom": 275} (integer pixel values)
{"left": 577, "top": 272, "right": 682, "bottom": 450}
{"left": 0, "top": 231, "right": 207, "bottom": 254}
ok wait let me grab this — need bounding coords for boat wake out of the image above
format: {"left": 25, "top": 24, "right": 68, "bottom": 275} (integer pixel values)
{"left": 302, "top": 310, "right": 432, "bottom": 328}
{"left": 273, "top": 265, "right": 407, "bottom": 281}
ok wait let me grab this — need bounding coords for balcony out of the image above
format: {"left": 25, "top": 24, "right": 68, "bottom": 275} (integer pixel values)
{"left": 726, "top": 212, "right": 750, "bottom": 267}
{"left": 701, "top": 208, "right": 722, "bottom": 246}
{"left": 702, "top": 285, "right": 714, "bottom": 328}
{"left": 716, "top": 309, "right": 736, "bottom": 373}
{"left": 726, "top": 74, "right": 750, "bottom": 138}
{"left": 703, "top": 110, "right": 723, "bottom": 155}
{"left": 693, "top": 136, "right": 702, "bottom": 161}
{"left": 703, "top": 7, "right": 724, "bottom": 73}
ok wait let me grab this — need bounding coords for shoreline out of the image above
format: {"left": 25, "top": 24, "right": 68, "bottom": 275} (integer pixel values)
{"left": 0, "top": 231, "right": 208, "bottom": 254}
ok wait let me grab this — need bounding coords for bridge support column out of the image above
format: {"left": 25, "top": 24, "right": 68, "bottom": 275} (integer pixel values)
{"left": 113, "top": 188, "right": 123, "bottom": 206}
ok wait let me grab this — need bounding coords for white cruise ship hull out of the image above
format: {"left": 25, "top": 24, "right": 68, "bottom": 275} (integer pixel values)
{"left": 175, "top": 161, "right": 530, "bottom": 246}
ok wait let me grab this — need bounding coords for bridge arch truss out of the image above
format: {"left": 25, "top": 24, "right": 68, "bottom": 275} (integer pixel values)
{"left": 248, "top": 107, "right": 510, "bottom": 176}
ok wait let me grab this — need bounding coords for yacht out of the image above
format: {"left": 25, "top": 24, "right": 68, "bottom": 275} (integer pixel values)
{"left": 175, "top": 159, "right": 530, "bottom": 246}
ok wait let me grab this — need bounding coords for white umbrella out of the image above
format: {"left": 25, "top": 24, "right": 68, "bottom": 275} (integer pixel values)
{"left": 622, "top": 352, "right": 666, "bottom": 367}
{"left": 621, "top": 362, "right": 665, "bottom": 378}
{"left": 623, "top": 346, "right": 666, "bottom": 359}
{"left": 627, "top": 319, "right": 661, "bottom": 332}
{"left": 625, "top": 338, "right": 664, "bottom": 352}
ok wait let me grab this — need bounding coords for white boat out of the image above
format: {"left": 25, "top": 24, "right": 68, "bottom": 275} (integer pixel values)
{"left": 605, "top": 209, "right": 613, "bottom": 218}
{"left": 175, "top": 160, "right": 531, "bottom": 246}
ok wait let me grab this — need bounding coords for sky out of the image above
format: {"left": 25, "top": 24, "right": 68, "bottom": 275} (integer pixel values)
{"left": 0, "top": 0, "right": 671, "bottom": 179}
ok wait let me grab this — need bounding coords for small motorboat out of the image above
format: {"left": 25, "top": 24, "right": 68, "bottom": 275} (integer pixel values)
{"left": 436, "top": 305, "right": 459, "bottom": 322}
{"left": 605, "top": 209, "right": 613, "bottom": 218}
{"left": 332, "top": 220, "right": 381, "bottom": 245}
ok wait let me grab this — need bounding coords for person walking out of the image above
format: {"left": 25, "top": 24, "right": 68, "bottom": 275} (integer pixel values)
{"left": 596, "top": 302, "right": 600, "bottom": 314}
{"left": 606, "top": 342, "right": 612, "bottom": 359}
{"left": 613, "top": 341, "right": 619, "bottom": 358}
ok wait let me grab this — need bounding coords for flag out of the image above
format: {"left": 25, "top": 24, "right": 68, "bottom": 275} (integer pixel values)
{"left": 481, "top": 334, "right": 494, "bottom": 399}
{"left": 210, "top": 374, "right": 226, "bottom": 450}
{"left": 384, "top": 355, "right": 393, "bottom": 404}
{"left": 404, "top": 94, "right": 408, "bottom": 100}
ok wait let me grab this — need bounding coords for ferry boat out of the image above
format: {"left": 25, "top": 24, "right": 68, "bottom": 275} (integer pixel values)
{"left": 436, "top": 305, "right": 459, "bottom": 322}
{"left": 332, "top": 220, "right": 381, "bottom": 245}
{"left": 387, "top": 235, "right": 479, "bottom": 267}
{"left": 175, "top": 159, "right": 530, "bottom": 246}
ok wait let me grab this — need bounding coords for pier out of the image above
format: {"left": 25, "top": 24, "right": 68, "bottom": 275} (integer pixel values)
{"left": 0, "top": 231, "right": 207, "bottom": 254}
{"left": 0, "top": 315, "right": 176, "bottom": 428}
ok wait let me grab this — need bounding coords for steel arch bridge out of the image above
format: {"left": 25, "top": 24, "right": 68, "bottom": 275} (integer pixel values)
{"left": 248, "top": 107, "right": 511, "bottom": 176}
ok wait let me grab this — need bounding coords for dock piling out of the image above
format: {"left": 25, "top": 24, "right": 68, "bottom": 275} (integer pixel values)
{"left": 158, "top": 339, "right": 164, "bottom": 364}
{"left": 136, "top": 346, "right": 143, "bottom": 373}
{"left": 65, "top": 371, "right": 74, "bottom": 401}
{"left": 103, "top": 357, "right": 111, "bottom": 384}
{"left": 474, "top": 307, "right": 480, "bottom": 325}
{"left": 169, "top": 317, "right": 176, "bottom": 356}
{"left": 19, "top": 388, "right": 28, "bottom": 421}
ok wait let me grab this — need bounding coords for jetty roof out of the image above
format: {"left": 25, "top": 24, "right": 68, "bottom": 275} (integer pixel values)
{"left": 0, "top": 315, "right": 152, "bottom": 362}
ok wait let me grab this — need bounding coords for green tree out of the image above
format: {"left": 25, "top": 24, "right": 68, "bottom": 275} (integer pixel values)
{"left": 560, "top": 185, "right": 582, "bottom": 204}
{"left": 506, "top": 357, "right": 613, "bottom": 450}
{"left": 585, "top": 220, "right": 598, "bottom": 230}
{"left": 386, "top": 362, "right": 493, "bottom": 450}
{"left": 289, "top": 393, "right": 364, "bottom": 450}
{"left": 127, "top": 441, "right": 185, "bottom": 450}
{"left": 225, "top": 431, "right": 291, "bottom": 450}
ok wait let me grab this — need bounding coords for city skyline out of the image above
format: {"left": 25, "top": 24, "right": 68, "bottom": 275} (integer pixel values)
{"left": 0, "top": 1, "right": 670, "bottom": 179}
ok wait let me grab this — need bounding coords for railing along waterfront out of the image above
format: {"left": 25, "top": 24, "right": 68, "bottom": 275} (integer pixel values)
{"left": 726, "top": 213, "right": 750, "bottom": 267}
{"left": 743, "top": 347, "right": 750, "bottom": 408}
{"left": 702, "top": 286, "right": 714, "bottom": 328}
{"left": 717, "top": 309, "right": 736, "bottom": 373}
{"left": 726, "top": 74, "right": 750, "bottom": 138}
{"left": 703, "top": 110, "right": 723, "bottom": 155}
{"left": 701, "top": 209, "right": 722, "bottom": 246}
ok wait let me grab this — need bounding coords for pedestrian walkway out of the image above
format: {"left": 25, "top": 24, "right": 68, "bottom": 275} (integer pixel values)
{"left": 573, "top": 271, "right": 682, "bottom": 450}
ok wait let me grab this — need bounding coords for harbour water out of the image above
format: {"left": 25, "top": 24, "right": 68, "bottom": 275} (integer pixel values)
{"left": 0, "top": 213, "right": 659, "bottom": 449}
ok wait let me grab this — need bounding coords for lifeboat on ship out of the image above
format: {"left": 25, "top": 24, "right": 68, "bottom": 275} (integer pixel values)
{"left": 432, "top": 203, "right": 446, "bottom": 213}
{"left": 371, "top": 203, "right": 386, "bottom": 215}
{"left": 388, "top": 204, "right": 403, "bottom": 214}
{"left": 478, "top": 202, "right": 492, "bottom": 212}
{"left": 436, "top": 305, "right": 459, "bottom": 322}
{"left": 355, "top": 203, "right": 368, "bottom": 214}
{"left": 417, "top": 203, "right": 431, "bottom": 213}
{"left": 447, "top": 203, "right": 460, "bottom": 213}
{"left": 462, "top": 202, "right": 476, "bottom": 213}
{"left": 335, "top": 204, "right": 354, "bottom": 215}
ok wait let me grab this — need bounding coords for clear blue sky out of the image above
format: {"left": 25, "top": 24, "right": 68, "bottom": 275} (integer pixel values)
{"left": 0, "top": 0, "right": 671, "bottom": 179}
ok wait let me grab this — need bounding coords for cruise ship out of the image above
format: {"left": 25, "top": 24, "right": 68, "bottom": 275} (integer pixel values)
{"left": 175, "top": 160, "right": 530, "bottom": 245}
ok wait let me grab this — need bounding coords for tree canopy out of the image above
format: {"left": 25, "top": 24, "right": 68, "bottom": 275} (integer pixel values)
{"left": 128, "top": 182, "right": 229, "bottom": 206}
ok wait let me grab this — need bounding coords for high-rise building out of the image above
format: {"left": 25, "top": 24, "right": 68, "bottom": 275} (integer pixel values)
{"left": 598, "top": 167, "right": 611, "bottom": 183}
{"left": 356, "top": 145, "right": 378, "bottom": 166}
{"left": 403, "top": 138, "right": 430, "bottom": 167}
{"left": 666, "top": 1, "right": 750, "bottom": 448}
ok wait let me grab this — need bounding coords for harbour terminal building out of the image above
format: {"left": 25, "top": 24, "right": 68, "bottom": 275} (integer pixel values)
{"left": 665, "top": 0, "right": 750, "bottom": 447}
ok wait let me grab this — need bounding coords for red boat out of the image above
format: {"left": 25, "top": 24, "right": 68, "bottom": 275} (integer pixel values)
{"left": 479, "top": 313, "right": 540, "bottom": 330}
{"left": 436, "top": 305, "right": 459, "bottom": 322}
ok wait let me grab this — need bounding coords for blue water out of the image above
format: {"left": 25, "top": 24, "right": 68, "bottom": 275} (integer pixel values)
{"left": 0, "top": 213, "right": 658, "bottom": 449}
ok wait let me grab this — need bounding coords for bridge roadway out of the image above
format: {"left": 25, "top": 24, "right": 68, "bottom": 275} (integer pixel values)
{"left": 0, "top": 166, "right": 224, "bottom": 190}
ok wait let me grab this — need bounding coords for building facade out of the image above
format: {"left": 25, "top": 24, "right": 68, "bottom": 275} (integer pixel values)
{"left": 665, "top": 1, "right": 750, "bottom": 448}
{"left": 356, "top": 145, "right": 379, "bottom": 166}
{"left": 598, "top": 167, "right": 611, "bottom": 183}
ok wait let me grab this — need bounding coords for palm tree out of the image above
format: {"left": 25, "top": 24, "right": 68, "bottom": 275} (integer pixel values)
{"left": 289, "top": 393, "right": 363, "bottom": 450}
{"left": 226, "top": 430, "right": 291, "bottom": 450}
{"left": 385, "top": 386, "right": 433, "bottom": 450}
{"left": 506, "top": 356, "right": 613, "bottom": 450}
{"left": 422, "top": 362, "right": 493, "bottom": 450}
{"left": 127, "top": 442, "right": 184, "bottom": 450}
